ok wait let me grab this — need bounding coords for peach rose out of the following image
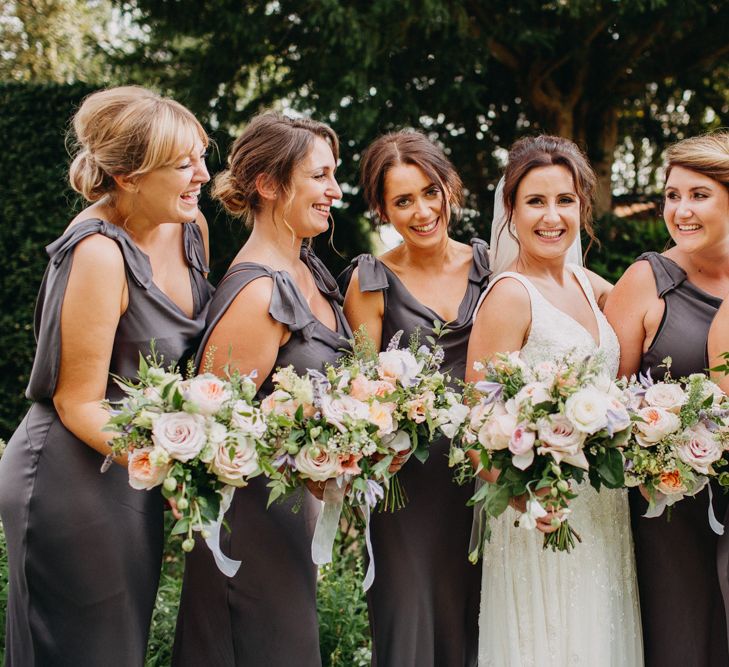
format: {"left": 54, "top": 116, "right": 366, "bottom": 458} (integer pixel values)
{"left": 128, "top": 447, "right": 170, "bottom": 490}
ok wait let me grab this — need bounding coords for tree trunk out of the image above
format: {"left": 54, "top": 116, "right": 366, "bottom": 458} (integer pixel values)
{"left": 584, "top": 107, "right": 619, "bottom": 217}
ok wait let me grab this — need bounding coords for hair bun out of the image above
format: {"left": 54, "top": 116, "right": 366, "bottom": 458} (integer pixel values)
{"left": 212, "top": 169, "right": 250, "bottom": 217}
{"left": 68, "top": 150, "right": 113, "bottom": 202}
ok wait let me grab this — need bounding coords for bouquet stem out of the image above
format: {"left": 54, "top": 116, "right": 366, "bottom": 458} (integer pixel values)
{"left": 379, "top": 476, "right": 408, "bottom": 512}
{"left": 543, "top": 521, "right": 582, "bottom": 552}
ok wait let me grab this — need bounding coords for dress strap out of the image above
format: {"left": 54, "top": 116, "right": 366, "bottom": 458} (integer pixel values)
{"left": 46, "top": 218, "right": 152, "bottom": 288}
{"left": 300, "top": 244, "right": 343, "bottom": 304}
{"left": 636, "top": 251, "right": 686, "bottom": 298}
{"left": 567, "top": 264, "right": 600, "bottom": 309}
{"left": 468, "top": 238, "right": 492, "bottom": 288}
{"left": 182, "top": 222, "right": 210, "bottom": 275}
{"left": 474, "top": 271, "right": 540, "bottom": 323}
{"left": 340, "top": 254, "right": 389, "bottom": 294}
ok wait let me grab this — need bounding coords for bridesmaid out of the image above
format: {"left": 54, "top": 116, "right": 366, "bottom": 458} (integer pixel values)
{"left": 0, "top": 86, "right": 212, "bottom": 665}
{"left": 173, "top": 112, "right": 349, "bottom": 667}
{"left": 340, "top": 130, "right": 486, "bottom": 666}
{"left": 605, "top": 131, "right": 729, "bottom": 666}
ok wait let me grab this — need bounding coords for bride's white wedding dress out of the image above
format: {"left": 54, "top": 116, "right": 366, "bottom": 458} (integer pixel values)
{"left": 477, "top": 266, "right": 643, "bottom": 667}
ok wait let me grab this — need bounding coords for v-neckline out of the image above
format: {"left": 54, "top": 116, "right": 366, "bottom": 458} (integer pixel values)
{"left": 379, "top": 245, "right": 478, "bottom": 325}
{"left": 523, "top": 266, "right": 602, "bottom": 348}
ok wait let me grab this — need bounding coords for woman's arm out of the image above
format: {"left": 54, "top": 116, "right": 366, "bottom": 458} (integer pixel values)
{"left": 203, "top": 276, "right": 288, "bottom": 389}
{"left": 584, "top": 269, "right": 613, "bottom": 310}
{"left": 603, "top": 261, "right": 660, "bottom": 378}
{"left": 708, "top": 300, "right": 729, "bottom": 391}
{"left": 52, "top": 234, "right": 128, "bottom": 459}
{"left": 343, "top": 267, "right": 385, "bottom": 350}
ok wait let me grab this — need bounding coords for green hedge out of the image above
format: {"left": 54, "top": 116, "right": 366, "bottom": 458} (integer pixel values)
{"left": 0, "top": 82, "right": 97, "bottom": 440}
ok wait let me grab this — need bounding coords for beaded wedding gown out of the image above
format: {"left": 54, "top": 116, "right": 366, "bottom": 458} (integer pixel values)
{"left": 477, "top": 266, "right": 643, "bottom": 667}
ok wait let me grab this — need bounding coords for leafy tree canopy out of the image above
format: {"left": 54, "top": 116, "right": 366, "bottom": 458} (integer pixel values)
{"left": 118, "top": 0, "right": 729, "bottom": 245}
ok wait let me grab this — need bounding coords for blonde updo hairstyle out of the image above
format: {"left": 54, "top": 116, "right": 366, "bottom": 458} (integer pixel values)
{"left": 68, "top": 86, "right": 208, "bottom": 202}
{"left": 212, "top": 112, "right": 339, "bottom": 227}
{"left": 665, "top": 131, "right": 729, "bottom": 190}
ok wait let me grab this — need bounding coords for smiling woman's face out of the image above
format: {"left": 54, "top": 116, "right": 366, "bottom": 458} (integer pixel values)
{"left": 511, "top": 164, "right": 580, "bottom": 263}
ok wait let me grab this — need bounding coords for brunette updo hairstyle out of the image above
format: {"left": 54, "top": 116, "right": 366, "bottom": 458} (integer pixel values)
{"left": 501, "top": 135, "right": 597, "bottom": 248}
{"left": 359, "top": 130, "right": 464, "bottom": 225}
{"left": 665, "top": 132, "right": 729, "bottom": 190}
{"left": 212, "top": 112, "right": 339, "bottom": 226}
{"left": 68, "top": 86, "right": 208, "bottom": 202}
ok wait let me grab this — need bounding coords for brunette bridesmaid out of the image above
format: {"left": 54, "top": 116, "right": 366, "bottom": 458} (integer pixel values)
{"left": 605, "top": 131, "right": 729, "bottom": 666}
{"left": 340, "top": 130, "right": 486, "bottom": 667}
{"left": 173, "top": 112, "right": 350, "bottom": 667}
{"left": 0, "top": 86, "right": 212, "bottom": 665}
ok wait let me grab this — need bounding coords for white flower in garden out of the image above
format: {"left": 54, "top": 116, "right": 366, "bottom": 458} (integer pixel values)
{"left": 564, "top": 386, "right": 610, "bottom": 434}
{"left": 643, "top": 382, "right": 687, "bottom": 414}
{"left": 152, "top": 412, "right": 207, "bottom": 462}
{"left": 182, "top": 374, "right": 232, "bottom": 416}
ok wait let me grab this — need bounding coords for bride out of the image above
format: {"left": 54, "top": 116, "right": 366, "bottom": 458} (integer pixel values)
{"left": 466, "top": 136, "right": 643, "bottom": 666}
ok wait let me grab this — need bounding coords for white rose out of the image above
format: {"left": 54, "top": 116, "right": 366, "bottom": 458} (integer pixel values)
{"left": 382, "top": 429, "right": 412, "bottom": 454}
{"left": 564, "top": 387, "right": 610, "bottom": 434}
{"left": 294, "top": 443, "right": 341, "bottom": 482}
{"left": 152, "top": 412, "right": 207, "bottom": 462}
{"left": 211, "top": 437, "right": 259, "bottom": 486}
{"left": 635, "top": 406, "right": 682, "bottom": 446}
{"left": 321, "top": 395, "right": 369, "bottom": 432}
{"left": 478, "top": 412, "right": 517, "bottom": 451}
{"left": 513, "top": 382, "right": 552, "bottom": 410}
{"left": 182, "top": 374, "right": 232, "bottom": 416}
{"left": 377, "top": 349, "right": 422, "bottom": 387}
{"left": 128, "top": 447, "right": 170, "bottom": 490}
{"left": 536, "top": 414, "right": 588, "bottom": 469}
{"left": 230, "top": 403, "right": 267, "bottom": 438}
{"left": 676, "top": 422, "right": 723, "bottom": 474}
{"left": 644, "top": 382, "right": 687, "bottom": 414}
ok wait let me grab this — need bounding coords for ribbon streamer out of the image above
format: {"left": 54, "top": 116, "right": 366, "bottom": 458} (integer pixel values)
{"left": 311, "top": 477, "right": 347, "bottom": 565}
{"left": 708, "top": 484, "right": 725, "bottom": 536}
{"left": 203, "top": 485, "right": 241, "bottom": 577}
{"left": 362, "top": 503, "right": 376, "bottom": 591}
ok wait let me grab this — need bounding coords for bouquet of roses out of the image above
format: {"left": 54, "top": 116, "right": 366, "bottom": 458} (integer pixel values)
{"left": 262, "top": 328, "right": 468, "bottom": 587}
{"left": 451, "top": 351, "right": 632, "bottom": 557}
{"left": 103, "top": 352, "right": 271, "bottom": 575}
{"left": 623, "top": 363, "right": 729, "bottom": 527}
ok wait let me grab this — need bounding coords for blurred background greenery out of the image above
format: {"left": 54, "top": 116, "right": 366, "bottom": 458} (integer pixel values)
{"left": 3, "top": 0, "right": 729, "bottom": 662}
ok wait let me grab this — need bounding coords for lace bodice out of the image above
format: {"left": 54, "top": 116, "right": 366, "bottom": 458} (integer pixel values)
{"left": 480, "top": 264, "right": 620, "bottom": 377}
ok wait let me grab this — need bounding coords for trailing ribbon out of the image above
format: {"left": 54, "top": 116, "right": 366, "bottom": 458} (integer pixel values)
{"left": 362, "top": 503, "right": 376, "bottom": 591}
{"left": 311, "top": 477, "right": 347, "bottom": 565}
{"left": 203, "top": 486, "right": 242, "bottom": 577}
{"left": 708, "top": 484, "right": 725, "bottom": 536}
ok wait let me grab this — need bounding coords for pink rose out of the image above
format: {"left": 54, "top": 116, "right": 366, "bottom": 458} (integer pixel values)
{"left": 478, "top": 411, "right": 517, "bottom": 451}
{"left": 508, "top": 423, "right": 536, "bottom": 470}
{"left": 536, "top": 414, "right": 588, "bottom": 469}
{"left": 405, "top": 391, "right": 435, "bottom": 424}
{"left": 182, "top": 374, "right": 232, "bottom": 415}
{"left": 635, "top": 406, "right": 681, "bottom": 446}
{"left": 295, "top": 444, "right": 341, "bottom": 482}
{"left": 128, "top": 447, "right": 170, "bottom": 490}
{"left": 676, "top": 423, "right": 723, "bottom": 474}
{"left": 210, "top": 438, "right": 259, "bottom": 486}
{"left": 152, "top": 412, "right": 207, "bottom": 462}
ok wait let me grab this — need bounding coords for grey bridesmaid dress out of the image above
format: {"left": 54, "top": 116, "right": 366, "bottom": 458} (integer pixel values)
{"left": 339, "top": 239, "right": 489, "bottom": 667}
{"left": 0, "top": 219, "right": 212, "bottom": 666}
{"left": 629, "top": 252, "right": 729, "bottom": 666}
{"left": 172, "top": 245, "right": 351, "bottom": 667}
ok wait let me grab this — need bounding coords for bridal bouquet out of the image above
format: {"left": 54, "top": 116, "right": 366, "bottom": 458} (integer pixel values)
{"left": 623, "top": 364, "right": 729, "bottom": 525}
{"left": 263, "top": 328, "right": 467, "bottom": 586}
{"left": 103, "top": 352, "right": 270, "bottom": 574}
{"left": 451, "top": 352, "right": 631, "bottom": 556}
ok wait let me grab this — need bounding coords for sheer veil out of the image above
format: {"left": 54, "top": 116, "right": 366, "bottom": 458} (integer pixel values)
{"left": 488, "top": 176, "right": 583, "bottom": 276}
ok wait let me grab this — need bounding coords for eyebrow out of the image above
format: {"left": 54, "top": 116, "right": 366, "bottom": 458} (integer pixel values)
{"left": 665, "top": 185, "right": 713, "bottom": 191}
{"left": 522, "top": 191, "right": 576, "bottom": 198}
{"left": 390, "top": 183, "right": 438, "bottom": 199}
